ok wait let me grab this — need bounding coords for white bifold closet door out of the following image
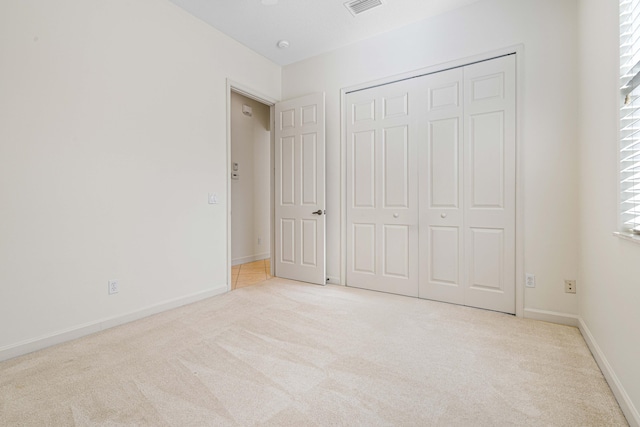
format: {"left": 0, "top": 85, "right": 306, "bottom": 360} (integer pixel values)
{"left": 418, "top": 66, "right": 465, "bottom": 306}
{"left": 346, "top": 79, "right": 420, "bottom": 297}
{"left": 420, "top": 55, "right": 516, "bottom": 313}
{"left": 346, "top": 54, "right": 516, "bottom": 314}
{"left": 462, "top": 56, "right": 516, "bottom": 313}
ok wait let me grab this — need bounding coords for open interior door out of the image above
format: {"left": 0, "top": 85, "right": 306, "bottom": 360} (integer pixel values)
{"left": 274, "top": 93, "right": 326, "bottom": 285}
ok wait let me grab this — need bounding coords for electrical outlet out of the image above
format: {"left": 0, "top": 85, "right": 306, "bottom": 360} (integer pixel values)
{"left": 565, "top": 279, "right": 576, "bottom": 293}
{"left": 108, "top": 280, "right": 119, "bottom": 295}
{"left": 525, "top": 273, "right": 536, "bottom": 288}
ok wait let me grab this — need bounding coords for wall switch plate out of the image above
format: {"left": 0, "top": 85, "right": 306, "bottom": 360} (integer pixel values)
{"left": 565, "top": 280, "right": 576, "bottom": 293}
{"left": 525, "top": 273, "right": 536, "bottom": 288}
{"left": 108, "top": 280, "right": 119, "bottom": 295}
{"left": 208, "top": 193, "right": 218, "bottom": 204}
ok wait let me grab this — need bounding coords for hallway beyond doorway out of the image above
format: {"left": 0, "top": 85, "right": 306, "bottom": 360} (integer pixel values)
{"left": 232, "top": 259, "right": 272, "bottom": 290}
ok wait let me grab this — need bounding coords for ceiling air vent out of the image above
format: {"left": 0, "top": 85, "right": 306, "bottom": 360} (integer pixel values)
{"left": 344, "top": 0, "right": 383, "bottom": 16}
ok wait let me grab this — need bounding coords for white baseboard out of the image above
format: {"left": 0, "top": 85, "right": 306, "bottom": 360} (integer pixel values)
{"left": 523, "top": 308, "right": 580, "bottom": 327}
{"left": 232, "top": 252, "right": 270, "bottom": 266}
{"left": 0, "top": 284, "right": 228, "bottom": 363}
{"left": 579, "top": 318, "right": 640, "bottom": 427}
{"left": 327, "top": 275, "right": 342, "bottom": 285}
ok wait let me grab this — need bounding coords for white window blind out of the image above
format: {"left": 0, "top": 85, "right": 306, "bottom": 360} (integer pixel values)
{"left": 620, "top": 0, "right": 640, "bottom": 234}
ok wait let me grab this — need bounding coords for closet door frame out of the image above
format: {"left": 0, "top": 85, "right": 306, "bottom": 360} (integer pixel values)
{"left": 339, "top": 45, "right": 525, "bottom": 317}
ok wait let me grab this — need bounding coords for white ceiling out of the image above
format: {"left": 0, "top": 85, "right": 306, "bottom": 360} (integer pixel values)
{"left": 168, "top": 0, "right": 481, "bottom": 66}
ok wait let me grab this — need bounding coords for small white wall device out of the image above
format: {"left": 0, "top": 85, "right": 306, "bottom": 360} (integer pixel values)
{"left": 242, "top": 104, "right": 253, "bottom": 117}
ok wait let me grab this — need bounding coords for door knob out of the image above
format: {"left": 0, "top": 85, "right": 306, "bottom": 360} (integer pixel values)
{"left": 393, "top": 213, "right": 399, "bottom": 218}
{"left": 441, "top": 213, "right": 447, "bottom": 218}
{"left": 312, "top": 210, "right": 323, "bottom": 215}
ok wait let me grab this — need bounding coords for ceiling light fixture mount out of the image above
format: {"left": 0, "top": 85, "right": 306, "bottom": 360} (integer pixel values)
{"left": 277, "top": 40, "right": 290, "bottom": 49}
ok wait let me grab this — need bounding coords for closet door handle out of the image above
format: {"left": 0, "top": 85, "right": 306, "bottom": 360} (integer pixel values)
{"left": 312, "top": 210, "right": 323, "bottom": 215}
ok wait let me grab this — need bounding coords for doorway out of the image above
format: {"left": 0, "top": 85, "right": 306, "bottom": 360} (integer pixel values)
{"left": 229, "top": 89, "right": 274, "bottom": 290}
{"left": 226, "top": 82, "right": 328, "bottom": 290}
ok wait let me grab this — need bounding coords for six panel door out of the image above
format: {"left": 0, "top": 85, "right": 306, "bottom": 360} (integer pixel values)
{"left": 418, "top": 67, "right": 465, "bottom": 305}
{"left": 463, "top": 55, "right": 516, "bottom": 314}
{"left": 346, "top": 79, "right": 419, "bottom": 297}
{"left": 274, "top": 93, "right": 326, "bottom": 285}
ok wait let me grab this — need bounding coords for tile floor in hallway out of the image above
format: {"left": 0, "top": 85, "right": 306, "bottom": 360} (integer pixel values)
{"left": 231, "top": 259, "right": 272, "bottom": 289}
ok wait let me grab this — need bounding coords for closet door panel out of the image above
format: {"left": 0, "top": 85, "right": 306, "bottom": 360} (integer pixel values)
{"left": 419, "top": 67, "right": 465, "bottom": 304}
{"left": 469, "top": 111, "right": 505, "bottom": 209}
{"left": 383, "top": 126, "right": 409, "bottom": 208}
{"left": 469, "top": 227, "right": 505, "bottom": 291}
{"left": 352, "top": 130, "right": 376, "bottom": 208}
{"left": 463, "top": 55, "right": 516, "bottom": 314}
{"left": 346, "top": 79, "right": 419, "bottom": 297}
{"left": 429, "top": 226, "right": 460, "bottom": 285}
{"left": 430, "top": 118, "right": 460, "bottom": 208}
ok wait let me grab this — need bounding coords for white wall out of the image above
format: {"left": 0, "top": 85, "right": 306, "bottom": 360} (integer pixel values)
{"left": 0, "top": 0, "right": 280, "bottom": 357}
{"left": 230, "top": 92, "right": 271, "bottom": 265}
{"left": 578, "top": 0, "right": 640, "bottom": 422}
{"left": 282, "top": 0, "right": 580, "bottom": 318}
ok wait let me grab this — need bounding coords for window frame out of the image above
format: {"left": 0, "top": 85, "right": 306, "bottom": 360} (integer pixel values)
{"left": 619, "top": 0, "right": 640, "bottom": 237}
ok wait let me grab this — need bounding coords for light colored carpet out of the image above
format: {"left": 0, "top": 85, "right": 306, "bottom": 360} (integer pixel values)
{"left": 0, "top": 279, "right": 628, "bottom": 426}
